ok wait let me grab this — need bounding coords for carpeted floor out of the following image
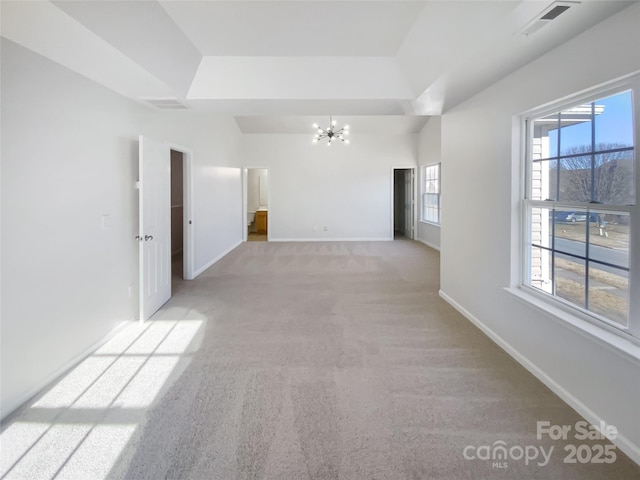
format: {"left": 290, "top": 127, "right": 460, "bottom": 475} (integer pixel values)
{"left": 2, "top": 240, "right": 639, "bottom": 479}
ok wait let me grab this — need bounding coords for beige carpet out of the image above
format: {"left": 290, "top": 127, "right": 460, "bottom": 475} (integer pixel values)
{"left": 2, "top": 240, "right": 639, "bottom": 479}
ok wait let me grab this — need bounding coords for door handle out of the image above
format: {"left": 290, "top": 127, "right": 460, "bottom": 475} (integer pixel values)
{"left": 144, "top": 235, "right": 154, "bottom": 241}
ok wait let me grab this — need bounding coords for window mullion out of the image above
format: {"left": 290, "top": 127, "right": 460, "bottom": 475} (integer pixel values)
{"left": 590, "top": 102, "right": 596, "bottom": 203}
{"left": 584, "top": 102, "right": 596, "bottom": 310}
{"left": 628, "top": 81, "right": 640, "bottom": 337}
{"left": 556, "top": 114, "right": 561, "bottom": 201}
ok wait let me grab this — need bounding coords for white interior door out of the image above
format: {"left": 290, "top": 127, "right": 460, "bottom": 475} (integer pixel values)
{"left": 139, "top": 135, "right": 171, "bottom": 321}
{"left": 404, "top": 169, "right": 414, "bottom": 239}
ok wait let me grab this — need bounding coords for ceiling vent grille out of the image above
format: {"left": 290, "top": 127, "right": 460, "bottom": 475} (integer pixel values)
{"left": 521, "top": 1, "right": 579, "bottom": 36}
{"left": 540, "top": 4, "right": 571, "bottom": 20}
{"left": 141, "top": 97, "right": 188, "bottom": 109}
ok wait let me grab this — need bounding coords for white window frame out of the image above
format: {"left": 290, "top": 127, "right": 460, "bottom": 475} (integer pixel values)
{"left": 421, "top": 163, "right": 441, "bottom": 225}
{"left": 516, "top": 74, "right": 640, "bottom": 342}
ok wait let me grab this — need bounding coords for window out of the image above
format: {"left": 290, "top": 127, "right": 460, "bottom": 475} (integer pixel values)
{"left": 523, "top": 77, "right": 638, "bottom": 336}
{"left": 422, "top": 163, "right": 441, "bottom": 224}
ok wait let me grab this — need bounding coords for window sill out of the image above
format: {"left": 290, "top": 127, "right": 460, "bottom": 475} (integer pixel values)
{"left": 419, "top": 220, "right": 441, "bottom": 227}
{"left": 504, "top": 286, "right": 640, "bottom": 364}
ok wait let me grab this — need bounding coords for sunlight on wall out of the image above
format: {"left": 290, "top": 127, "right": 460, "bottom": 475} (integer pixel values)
{"left": 0, "top": 319, "right": 203, "bottom": 480}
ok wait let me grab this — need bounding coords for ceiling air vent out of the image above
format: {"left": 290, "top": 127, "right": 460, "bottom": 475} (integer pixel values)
{"left": 520, "top": 1, "right": 579, "bottom": 36}
{"left": 540, "top": 4, "right": 571, "bottom": 20}
{"left": 140, "top": 97, "right": 188, "bottom": 109}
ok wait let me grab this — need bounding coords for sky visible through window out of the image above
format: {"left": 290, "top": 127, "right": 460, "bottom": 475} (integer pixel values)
{"left": 547, "top": 90, "right": 634, "bottom": 154}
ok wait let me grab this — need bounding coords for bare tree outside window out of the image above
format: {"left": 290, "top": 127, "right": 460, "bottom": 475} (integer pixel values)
{"left": 552, "top": 143, "right": 635, "bottom": 207}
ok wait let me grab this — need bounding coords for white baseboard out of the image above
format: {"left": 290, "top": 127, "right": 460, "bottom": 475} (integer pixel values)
{"left": 192, "top": 239, "right": 243, "bottom": 278}
{"left": 269, "top": 237, "right": 393, "bottom": 242}
{"left": 416, "top": 237, "right": 440, "bottom": 251}
{"left": 1, "top": 319, "right": 133, "bottom": 422}
{"left": 438, "top": 289, "right": 640, "bottom": 467}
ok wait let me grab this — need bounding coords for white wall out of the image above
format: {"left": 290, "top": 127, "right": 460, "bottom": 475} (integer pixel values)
{"left": 0, "top": 39, "right": 243, "bottom": 418}
{"left": 240, "top": 134, "right": 418, "bottom": 241}
{"left": 416, "top": 117, "right": 441, "bottom": 250}
{"left": 439, "top": 4, "right": 640, "bottom": 462}
{"left": 151, "top": 113, "right": 243, "bottom": 274}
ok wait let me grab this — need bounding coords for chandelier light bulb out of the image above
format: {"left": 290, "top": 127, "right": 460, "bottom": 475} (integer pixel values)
{"left": 313, "top": 123, "right": 318, "bottom": 128}
{"left": 345, "top": 139, "right": 350, "bottom": 145}
{"left": 344, "top": 124, "right": 350, "bottom": 129}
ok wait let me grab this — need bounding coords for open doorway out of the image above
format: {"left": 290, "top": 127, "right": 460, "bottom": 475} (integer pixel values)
{"left": 170, "top": 149, "right": 191, "bottom": 286}
{"left": 392, "top": 167, "right": 415, "bottom": 240}
{"left": 243, "top": 168, "right": 269, "bottom": 242}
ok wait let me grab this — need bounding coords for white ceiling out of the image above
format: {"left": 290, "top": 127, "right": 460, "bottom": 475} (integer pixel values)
{"left": 159, "top": 1, "right": 426, "bottom": 56}
{"left": 2, "top": 0, "right": 636, "bottom": 133}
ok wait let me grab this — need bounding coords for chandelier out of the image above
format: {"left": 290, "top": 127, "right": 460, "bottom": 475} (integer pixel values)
{"left": 312, "top": 116, "right": 350, "bottom": 145}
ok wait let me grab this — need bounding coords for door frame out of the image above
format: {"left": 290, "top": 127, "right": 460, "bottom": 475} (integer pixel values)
{"left": 242, "top": 166, "right": 270, "bottom": 242}
{"left": 168, "top": 143, "right": 195, "bottom": 281}
{"left": 390, "top": 166, "right": 417, "bottom": 240}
